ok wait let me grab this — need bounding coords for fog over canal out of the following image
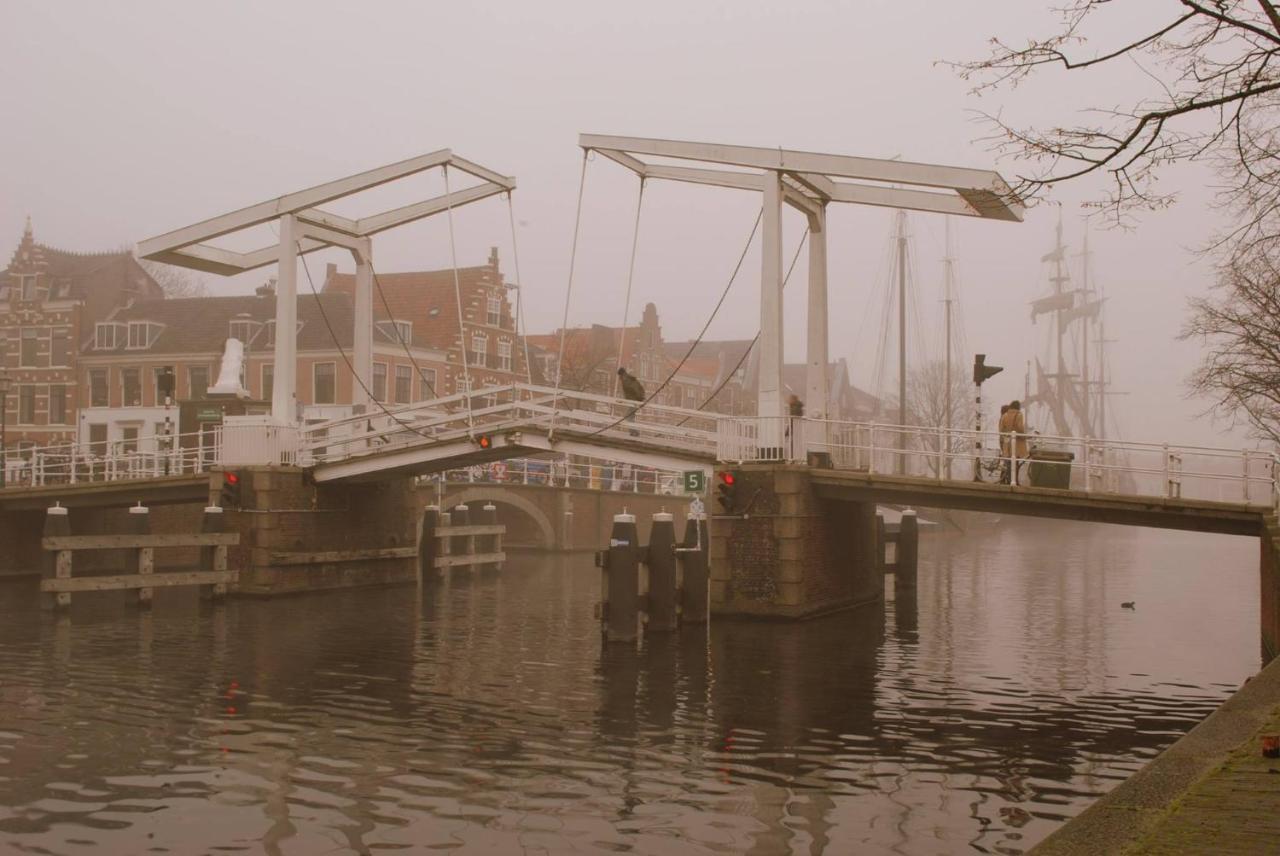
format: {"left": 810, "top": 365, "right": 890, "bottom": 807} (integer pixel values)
{"left": 0, "top": 519, "right": 1257, "bottom": 854}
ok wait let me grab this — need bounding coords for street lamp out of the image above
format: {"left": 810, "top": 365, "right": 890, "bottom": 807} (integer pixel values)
{"left": 0, "top": 372, "right": 10, "bottom": 489}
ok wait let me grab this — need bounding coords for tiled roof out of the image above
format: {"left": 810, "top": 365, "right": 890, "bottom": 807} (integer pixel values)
{"left": 83, "top": 293, "right": 406, "bottom": 356}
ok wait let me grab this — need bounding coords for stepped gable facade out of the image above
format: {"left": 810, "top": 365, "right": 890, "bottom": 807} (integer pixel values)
{"left": 0, "top": 220, "right": 162, "bottom": 449}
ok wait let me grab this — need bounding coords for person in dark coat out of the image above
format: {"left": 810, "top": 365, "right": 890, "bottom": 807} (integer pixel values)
{"left": 617, "top": 367, "right": 645, "bottom": 434}
{"left": 786, "top": 394, "right": 804, "bottom": 460}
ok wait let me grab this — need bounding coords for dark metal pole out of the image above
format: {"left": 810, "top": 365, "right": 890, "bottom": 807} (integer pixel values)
{"left": 1, "top": 385, "right": 7, "bottom": 490}
{"left": 897, "top": 213, "right": 907, "bottom": 475}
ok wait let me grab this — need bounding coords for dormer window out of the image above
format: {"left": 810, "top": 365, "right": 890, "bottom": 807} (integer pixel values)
{"left": 18, "top": 274, "right": 39, "bottom": 302}
{"left": 229, "top": 315, "right": 261, "bottom": 344}
{"left": 377, "top": 319, "right": 412, "bottom": 343}
{"left": 95, "top": 322, "right": 126, "bottom": 350}
{"left": 126, "top": 321, "right": 162, "bottom": 349}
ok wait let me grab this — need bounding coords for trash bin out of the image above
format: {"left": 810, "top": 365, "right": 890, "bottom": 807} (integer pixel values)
{"left": 1028, "top": 448, "right": 1074, "bottom": 489}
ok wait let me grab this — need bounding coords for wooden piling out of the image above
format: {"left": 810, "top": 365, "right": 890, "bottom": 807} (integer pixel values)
{"left": 897, "top": 510, "right": 919, "bottom": 590}
{"left": 419, "top": 506, "right": 440, "bottom": 584}
{"left": 602, "top": 512, "right": 640, "bottom": 644}
{"left": 127, "top": 503, "right": 153, "bottom": 607}
{"left": 646, "top": 512, "right": 677, "bottom": 633}
{"left": 41, "top": 504, "right": 71, "bottom": 611}
{"left": 198, "top": 506, "right": 228, "bottom": 600}
{"left": 875, "top": 511, "right": 887, "bottom": 574}
{"left": 677, "top": 513, "right": 709, "bottom": 625}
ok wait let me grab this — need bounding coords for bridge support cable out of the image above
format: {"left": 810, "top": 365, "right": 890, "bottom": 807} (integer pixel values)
{"left": 550, "top": 150, "right": 591, "bottom": 440}
{"left": 612, "top": 177, "right": 646, "bottom": 399}
{"left": 505, "top": 192, "right": 534, "bottom": 388}
{"left": 586, "top": 207, "right": 762, "bottom": 438}
{"left": 297, "top": 246, "right": 438, "bottom": 445}
{"left": 443, "top": 164, "right": 475, "bottom": 433}
{"left": 676, "top": 227, "right": 809, "bottom": 425}
{"left": 368, "top": 260, "right": 437, "bottom": 399}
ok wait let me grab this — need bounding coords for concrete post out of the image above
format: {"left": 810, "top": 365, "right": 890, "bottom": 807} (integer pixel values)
{"left": 759, "top": 171, "right": 785, "bottom": 439}
{"left": 272, "top": 213, "right": 299, "bottom": 423}
{"left": 199, "top": 505, "right": 226, "bottom": 600}
{"left": 875, "top": 511, "right": 887, "bottom": 575}
{"left": 646, "top": 512, "right": 677, "bottom": 633}
{"left": 419, "top": 505, "right": 440, "bottom": 584}
{"left": 897, "top": 510, "right": 919, "bottom": 590}
{"left": 602, "top": 512, "right": 639, "bottom": 644}
{"left": 128, "top": 503, "right": 153, "bottom": 607}
{"left": 481, "top": 503, "right": 500, "bottom": 570}
{"left": 805, "top": 205, "right": 829, "bottom": 423}
{"left": 678, "top": 512, "right": 709, "bottom": 625}
{"left": 41, "top": 504, "right": 71, "bottom": 611}
{"left": 451, "top": 504, "right": 470, "bottom": 571}
{"left": 353, "top": 251, "right": 374, "bottom": 412}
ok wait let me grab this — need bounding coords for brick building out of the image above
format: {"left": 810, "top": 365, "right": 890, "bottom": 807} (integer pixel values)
{"left": 323, "top": 247, "right": 530, "bottom": 396}
{"left": 0, "top": 221, "right": 163, "bottom": 453}
{"left": 77, "top": 291, "right": 448, "bottom": 451}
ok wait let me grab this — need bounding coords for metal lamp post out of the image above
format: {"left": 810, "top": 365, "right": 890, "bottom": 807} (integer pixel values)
{"left": 0, "top": 372, "right": 10, "bottom": 489}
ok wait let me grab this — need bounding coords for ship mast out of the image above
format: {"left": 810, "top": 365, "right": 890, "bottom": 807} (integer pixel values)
{"left": 1081, "top": 227, "right": 1092, "bottom": 437}
{"left": 896, "top": 211, "right": 908, "bottom": 474}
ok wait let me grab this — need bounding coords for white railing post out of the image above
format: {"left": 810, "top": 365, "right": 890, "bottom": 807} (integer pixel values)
{"left": 1243, "top": 449, "right": 1251, "bottom": 504}
{"left": 1162, "top": 443, "right": 1171, "bottom": 498}
{"left": 868, "top": 423, "right": 877, "bottom": 476}
{"left": 1082, "top": 438, "right": 1091, "bottom": 493}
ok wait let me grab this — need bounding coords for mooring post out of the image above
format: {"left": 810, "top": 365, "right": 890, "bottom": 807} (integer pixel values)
{"left": 128, "top": 502, "right": 153, "bottom": 607}
{"left": 419, "top": 505, "right": 440, "bottom": 584}
{"left": 41, "top": 503, "right": 71, "bottom": 611}
{"left": 451, "top": 504, "right": 471, "bottom": 571}
{"left": 875, "top": 511, "right": 887, "bottom": 574}
{"left": 199, "top": 505, "right": 227, "bottom": 600}
{"left": 677, "top": 511, "right": 709, "bottom": 625}
{"left": 600, "top": 512, "right": 640, "bottom": 644}
{"left": 646, "top": 512, "right": 677, "bottom": 633}
{"left": 480, "top": 503, "right": 500, "bottom": 570}
{"left": 897, "top": 509, "right": 919, "bottom": 590}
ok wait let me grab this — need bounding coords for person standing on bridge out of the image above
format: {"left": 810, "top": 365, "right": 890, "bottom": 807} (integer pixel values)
{"left": 617, "top": 367, "right": 646, "bottom": 436}
{"left": 786, "top": 394, "right": 804, "bottom": 461}
{"left": 999, "top": 401, "right": 1029, "bottom": 486}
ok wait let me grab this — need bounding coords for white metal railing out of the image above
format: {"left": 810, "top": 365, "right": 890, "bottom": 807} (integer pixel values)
{"left": 297, "top": 383, "right": 721, "bottom": 466}
{"left": 430, "top": 455, "right": 685, "bottom": 495}
{"left": 716, "top": 416, "right": 1280, "bottom": 509}
{"left": 1, "top": 427, "right": 223, "bottom": 489}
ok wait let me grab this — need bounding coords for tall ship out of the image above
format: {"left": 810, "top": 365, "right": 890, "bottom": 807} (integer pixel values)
{"left": 1025, "top": 214, "right": 1118, "bottom": 443}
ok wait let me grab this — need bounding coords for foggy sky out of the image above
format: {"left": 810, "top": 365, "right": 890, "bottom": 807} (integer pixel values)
{"left": 0, "top": 0, "right": 1244, "bottom": 447}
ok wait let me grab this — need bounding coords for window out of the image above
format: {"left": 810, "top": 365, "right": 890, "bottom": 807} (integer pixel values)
{"left": 127, "top": 321, "right": 159, "bottom": 349}
{"left": 95, "top": 322, "right": 124, "bottom": 350}
{"left": 153, "top": 367, "right": 176, "bottom": 404}
{"left": 229, "top": 317, "right": 259, "bottom": 344}
{"left": 50, "top": 329, "right": 70, "bottom": 367}
{"left": 395, "top": 365, "right": 411, "bottom": 403}
{"left": 18, "top": 385, "right": 34, "bottom": 423}
{"left": 496, "top": 340, "right": 513, "bottom": 372}
{"left": 88, "top": 424, "right": 107, "bottom": 456}
{"left": 264, "top": 320, "right": 276, "bottom": 347}
{"left": 262, "top": 364, "right": 274, "bottom": 401}
{"left": 419, "top": 368, "right": 438, "bottom": 400}
{"left": 122, "top": 368, "right": 142, "bottom": 406}
{"left": 19, "top": 275, "right": 38, "bottom": 302}
{"left": 486, "top": 294, "right": 501, "bottom": 326}
{"left": 378, "top": 319, "right": 412, "bottom": 343}
{"left": 121, "top": 426, "right": 139, "bottom": 455}
{"left": 48, "top": 385, "right": 66, "bottom": 424}
{"left": 313, "top": 362, "right": 336, "bottom": 404}
{"left": 20, "top": 329, "right": 41, "bottom": 367}
{"left": 372, "top": 362, "right": 387, "bottom": 402}
{"left": 456, "top": 376, "right": 471, "bottom": 396}
{"left": 470, "top": 333, "right": 488, "bottom": 368}
{"left": 189, "top": 366, "right": 210, "bottom": 399}
{"left": 89, "top": 369, "right": 108, "bottom": 407}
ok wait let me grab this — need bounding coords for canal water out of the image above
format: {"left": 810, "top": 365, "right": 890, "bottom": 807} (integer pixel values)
{"left": 0, "top": 519, "right": 1259, "bottom": 855}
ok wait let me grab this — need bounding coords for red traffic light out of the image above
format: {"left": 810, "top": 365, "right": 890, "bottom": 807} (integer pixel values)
{"left": 225, "top": 472, "right": 240, "bottom": 485}
{"left": 719, "top": 472, "right": 736, "bottom": 486}
{"left": 477, "top": 435, "right": 493, "bottom": 449}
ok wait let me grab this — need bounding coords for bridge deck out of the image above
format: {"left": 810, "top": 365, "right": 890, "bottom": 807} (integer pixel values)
{"left": 0, "top": 473, "right": 210, "bottom": 511}
{"left": 808, "top": 468, "right": 1263, "bottom": 536}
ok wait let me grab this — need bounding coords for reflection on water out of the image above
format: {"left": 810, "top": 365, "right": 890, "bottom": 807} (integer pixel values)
{"left": 0, "top": 519, "right": 1259, "bottom": 854}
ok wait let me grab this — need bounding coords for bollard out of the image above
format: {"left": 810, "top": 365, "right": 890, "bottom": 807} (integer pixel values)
{"left": 480, "top": 503, "right": 500, "bottom": 570}
{"left": 419, "top": 505, "right": 441, "bottom": 584}
{"left": 42, "top": 503, "right": 71, "bottom": 611}
{"left": 897, "top": 509, "right": 919, "bottom": 590}
{"left": 128, "top": 502, "right": 153, "bottom": 607}
{"left": 600, "top": 512, "right": 640, "bottom": 644}
{"left": 678, "top": 512, "right": 709, "bottom": 625}
{"left": 199, "top": 505, "right": 227, "bottom": 600}
{"left": 875, "top": 511, "right": 887, "bottom": 574}
{"left": 451, "top": 504, "right": 471, "bottom": 571}
{"left": 646, "top": 512, "right": 677, "bottom": 633}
